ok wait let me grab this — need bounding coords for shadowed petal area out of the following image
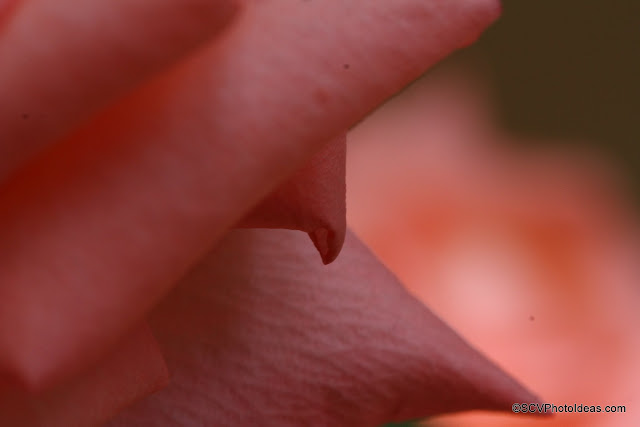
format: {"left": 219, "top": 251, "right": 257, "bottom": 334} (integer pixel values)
{"left": 0, "top": 0, "right": 239, "bottom": 178}
{"left": 239, "top": 134, "right": 347, "bottom": 264}
{"left": 0, "top": 325, "right": 168, "bottom": 426}
{"left": 107, "top": 229, "right": 540, "bottom": 427}
{"left": 0, "top": 0, "right": 500, "bottom": 394}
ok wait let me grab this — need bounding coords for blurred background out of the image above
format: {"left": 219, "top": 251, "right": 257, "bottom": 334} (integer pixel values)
{"left": 348, "top": 1, "right": 640, "bottom": 426}
{"left": 464, "top": 0, "right": 640, "bottom": 198}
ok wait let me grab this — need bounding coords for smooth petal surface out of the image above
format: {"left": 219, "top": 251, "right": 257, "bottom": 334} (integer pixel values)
{"left": 0, "top": 325, "right": 167, "bottom": 427}
{"left": 108, "top": 229, "right": 539, "bottom": 427}
{"left": 0, "top": 0, "right": 18, "bottom": 28}
{"left": 239, "top": 134, "right": 347, "bottom": 264}
{"left": 0, "top": 0, "right": 238, "bottom": 178}
{"left": 0, "top": 0, "right": 500, "bottom": 389}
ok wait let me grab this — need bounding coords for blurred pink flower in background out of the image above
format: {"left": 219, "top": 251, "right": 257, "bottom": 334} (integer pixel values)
{"left": 347, "top": 65, "right": 640, "bottom": 427}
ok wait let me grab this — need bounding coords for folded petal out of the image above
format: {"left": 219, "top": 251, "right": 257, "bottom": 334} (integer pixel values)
{"left": 107, "top": 229, "right": 539, "bottom": 426}
{"left": 0, "top": 325, "right": 168, "bottom": 426}
{"left": 0, "top": 0, "right": 499, "bottom": 392}
{"left": 0, "top": 0, "right": 239, "bottom": 178}
{"left": 239, "top": 134, "right": 347, "bottom": 264}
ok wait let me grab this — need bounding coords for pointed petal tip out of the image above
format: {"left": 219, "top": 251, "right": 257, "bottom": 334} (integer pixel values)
{"left": 309, "top": 227, "right": 346, "bottom": 264}
{"left": 457, "top": 0, "right": 503, "bottom": 48}
{"left": 457, "top": 361, "right": 550, "bottom": 418}
{"left": 477, "top": 0, "right": 503, "bottom": 25}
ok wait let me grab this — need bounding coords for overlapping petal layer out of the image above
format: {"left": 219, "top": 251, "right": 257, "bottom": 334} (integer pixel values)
{"left": 0, "top": 0, "right": 500, "bottom": 390}
{"left": 0, "top": 0, "right": 239, "bottom": 178}
{"left": 108, "top": 229, "right": 539, "bottom": 426}
{"left": 239, "top": 134, "right": 347, "bottom": 264}
{"left": 0, "top": 325, "right": 167, "bottom": 427}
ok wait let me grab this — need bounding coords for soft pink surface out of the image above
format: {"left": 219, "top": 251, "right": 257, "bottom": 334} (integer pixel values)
{"left": 108, "top": 229, "right": 539, "bottom": 426}
{"left": 0, "top": 0, "right": 239, "bottom": 178}
{"left": 0, "top": 1, "right": 535, "bottom": 425}
{"left": 0, "top": 0, "right": 499, "bottom": 394}
{"left": 347, "top": 67, "right": 640, "bottom": 426}
{"left": 0, "top": 0, "right": 19, "bottom": 29}
{"left": 240, "top": 134, "right": 347, "bottom": 264}
{"left": 0, "top": 325, "right": 168, "bottom": 427}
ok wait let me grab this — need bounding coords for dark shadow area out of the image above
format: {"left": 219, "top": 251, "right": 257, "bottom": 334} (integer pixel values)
{"left": 466, "top": 0, "right": 640, "bottom": 199}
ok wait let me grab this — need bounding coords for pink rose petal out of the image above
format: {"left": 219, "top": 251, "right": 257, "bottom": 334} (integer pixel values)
{"left": 0, "top": 325, "right": 168, "bottom": 426}
{"left": 0, "top": 0, "right": 18, "bottom": 29}
{"left": 0, "top": 0, "right": 499, "bottom": 393}
{"left": 108, "top": 229, "right": 540, "bottom": 426}
{"left": 0, "top": 0, "right": 239, "bottom": 178}
{"left": 239, "top": 134, "right": 347, "bottom": 264}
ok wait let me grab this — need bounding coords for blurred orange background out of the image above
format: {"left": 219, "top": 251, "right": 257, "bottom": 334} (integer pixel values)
{"left": 347, "top": 1, "right": 640, "bottom": 426}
